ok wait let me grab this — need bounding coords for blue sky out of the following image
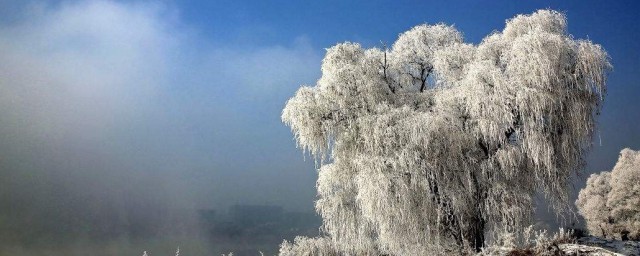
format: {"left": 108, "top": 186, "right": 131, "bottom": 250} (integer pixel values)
{"left": 0, "top": 0, "right": 638, "bottom": 218}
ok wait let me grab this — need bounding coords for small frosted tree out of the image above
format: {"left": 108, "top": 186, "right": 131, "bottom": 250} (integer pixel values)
{"left": 575, "top": 172, "right": 612, "bottom": 238}
{"left": 577, "top": 148, "right": 640, "bottom": 240}
{"left": 282, "top": 10, "right": 610, "bottom": 255}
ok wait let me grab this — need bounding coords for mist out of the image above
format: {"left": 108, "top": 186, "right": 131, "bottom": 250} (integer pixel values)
{"left": 0, "top": 1, "right": 320, "bottom": 254}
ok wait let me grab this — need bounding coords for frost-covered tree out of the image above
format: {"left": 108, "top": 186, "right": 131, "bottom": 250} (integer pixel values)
{"left": 577, "top": 149, "right": 640, "bottom": 240}
{"left": 575, "top": 172, "right": 612, "bottom": 238}
{"left": 282, "top": 10, "right": 610, "bottom": 255}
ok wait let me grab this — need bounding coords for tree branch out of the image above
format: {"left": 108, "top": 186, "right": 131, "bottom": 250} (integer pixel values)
{"left": 420, "top": 67, "right": 433, "bottom": 92}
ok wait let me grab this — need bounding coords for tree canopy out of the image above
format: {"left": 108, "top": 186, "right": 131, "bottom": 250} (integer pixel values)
{"left": 577, "top": 148, "right": 640, "bottom": 241}
{"left": 281, "top": 10, "right": 610, "bottom": 255}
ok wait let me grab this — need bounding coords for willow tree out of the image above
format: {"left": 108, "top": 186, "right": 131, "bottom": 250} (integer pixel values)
{"left": 281, "top": 10, "right": 610, "bottom": 255}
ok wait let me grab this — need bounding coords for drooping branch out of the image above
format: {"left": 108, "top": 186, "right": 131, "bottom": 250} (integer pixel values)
{"left": 281, "top": 9, "right": 609, "bottom": 255}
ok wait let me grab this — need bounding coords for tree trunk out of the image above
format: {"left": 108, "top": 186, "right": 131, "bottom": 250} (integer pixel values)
{"left": 469, "top": 170, "right": 486, "bottom": 252}
{"left": 472, "top": 217, "right": 486, "bottom": 252}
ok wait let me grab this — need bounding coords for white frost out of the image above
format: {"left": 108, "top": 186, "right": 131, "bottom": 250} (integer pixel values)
{"left": 282, "top": 9, "right": 610, "bottom": 255}
{"left": 577, "top": 149, "right": 640, "bottom": 240}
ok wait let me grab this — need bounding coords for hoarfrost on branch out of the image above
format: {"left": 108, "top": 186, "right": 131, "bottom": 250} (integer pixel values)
{"left": 281, "top": 10, "right": 610, "bottom": 255}
{"left": 577, "top": 149, "right": 640, "bottom": 241}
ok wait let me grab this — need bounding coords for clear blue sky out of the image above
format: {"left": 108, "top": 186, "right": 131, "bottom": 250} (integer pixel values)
{"left": 0, "top": 0, "right": 638, "bottom": 217}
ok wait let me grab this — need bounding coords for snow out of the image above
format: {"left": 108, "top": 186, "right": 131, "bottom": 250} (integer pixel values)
{"left": 568, "top": 236, "right": 640, "bottom": 256}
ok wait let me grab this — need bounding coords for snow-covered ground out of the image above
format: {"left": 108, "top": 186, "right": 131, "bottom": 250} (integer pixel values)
{"left": 480, "top": 236, "right": 639, "bottom": 255}
{"left": 560, "top": 237, "right": 640, "bottom": 256}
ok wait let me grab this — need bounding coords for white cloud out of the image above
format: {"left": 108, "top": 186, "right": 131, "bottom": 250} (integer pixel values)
{"left": 205, "top": 36, "right": 319, "bottom": 99}
{"left": 0, "top": 0, "right": 321, "bottom": 212}
{"left": 0, "top": 0, "right": 320, "bottom": 146}
{"left": 0, "top": 0, "right": 181, "bottom": 142}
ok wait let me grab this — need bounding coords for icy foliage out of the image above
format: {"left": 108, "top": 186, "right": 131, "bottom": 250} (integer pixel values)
{"left": 479, "top": 227, "right": 576, "bottom": 256}
{"left": 577, "top": 149, "right": 640, "bottom": 240}
{"left": 576, "top": 172, "right": 613, "bottom": 238}
{"left": 279, "top": 236, "right": 340, "bottom": 256}
{"left": 283, "top": 10, "right": 610, "bottom": 254}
